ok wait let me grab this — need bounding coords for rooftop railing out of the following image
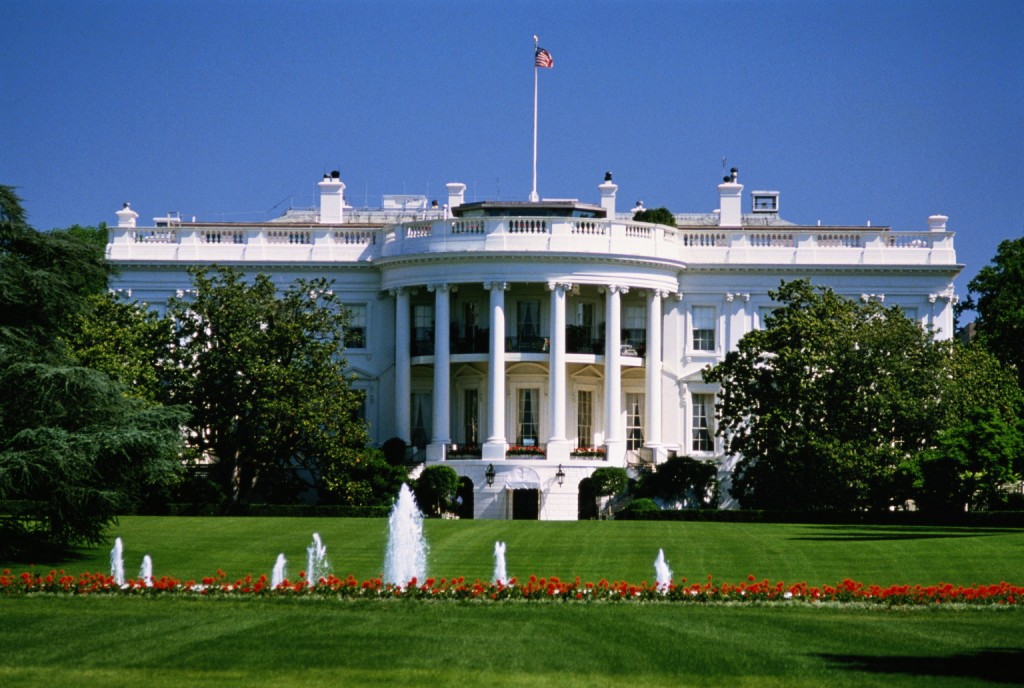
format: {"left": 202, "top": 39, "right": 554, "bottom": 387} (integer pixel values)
{"left": 108, "top": 218, "right": 956, "bottom": 268}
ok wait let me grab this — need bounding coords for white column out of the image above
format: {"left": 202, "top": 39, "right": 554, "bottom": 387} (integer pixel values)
{"left": 547, "top": 281, "right": 571, "bottom": 462}
{"left": 428, "top": 283, "right": 451, "bottom": 460}
{"left": 645, "top": 289, "right": 665, "bottom": 460}
{"left": 604, "top": 285, "right": 626, "bottom": 463}
{"left": 483, "top": 282, "right": 508, "bottom": 460}
{"left": 392, "top": 288, "right": 411, "bottom": 444}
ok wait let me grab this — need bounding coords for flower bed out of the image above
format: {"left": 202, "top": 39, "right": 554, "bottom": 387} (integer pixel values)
{"left": 4, "top": 568, "right": 1023, "bottom": 606}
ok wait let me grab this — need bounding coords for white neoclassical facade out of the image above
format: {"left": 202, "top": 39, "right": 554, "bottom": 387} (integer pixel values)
{"left": 106, "top": 169, "right": 961, "bottom": 519}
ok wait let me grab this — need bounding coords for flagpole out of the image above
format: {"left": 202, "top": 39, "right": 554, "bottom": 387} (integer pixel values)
{"left": 530, "top": 35, "right": 540, "bottom": 203}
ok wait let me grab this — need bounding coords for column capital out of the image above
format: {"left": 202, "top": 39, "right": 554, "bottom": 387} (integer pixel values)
{"left": 651, "top": 289, "right": 670, "bottom": 300}
{"left": 547, "top": 281, "right": 573, "bottom": 293}
{"left": 428, "top": 283, "right": 453, "bottom": 293}
{"left": 606, "top": 284, "right": 629, "bottom": 295}
{"left": 484, "top": 281, "right": 509, "bottom": 292}
{"left": 387, "top": 287, "right": 407, "bottom": 297}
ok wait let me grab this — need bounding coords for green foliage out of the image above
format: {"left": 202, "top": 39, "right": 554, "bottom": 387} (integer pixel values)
{"left": 632, "top": 206, "right": 676, "bottom": 226}
{"left": 0, "top": 187, "right": 186, "bottom": 552}
{"left": 637, "top": 455, "right": 718, "bottom": 508}
{"left": 705, "top": 280, "right": 946, "bottom": 511}
{"left": 69, "top": 292, "right": 171, "bottom": 402}
{"left": 621, "top": 497, "right": 660, "bottom": 516}
{"left": 159, "top": 266, "right": 389, "bottom": 505}
{"left": 414, "top": 465, "right": 460, "bottom": 517}
{"left": 590, "top": 467, "right": 629, "bottom": 497}
{"left": 914, "top": 407, "right": 1024, "bottom": 512}
{"left": 966, "top": 236, "right": 1024, "bottom": 386}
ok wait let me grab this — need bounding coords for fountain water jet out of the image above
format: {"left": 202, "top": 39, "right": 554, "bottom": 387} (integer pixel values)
{"left": 110, "top": 537, "right": 125, "bottom": 586}
{"left": 654, "top": 549, "right": 673, "bottom": 592}
{"left": 271, "top": 553, "right": 287, "bottom": 589}
{"left": 493, "top": 541, "right": 508, "bottom": 585}
{"left": 383, "top": 483, "right": 428, "bottom": 588}
{"left": 139, "top": 554, "right": 153, "bottom": 587}
{"left": 306, "top": 532, "right": 330, "bottom": 588}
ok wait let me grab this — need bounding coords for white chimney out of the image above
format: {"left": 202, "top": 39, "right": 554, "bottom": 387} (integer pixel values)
{"left": 115, "top": 202, "right": 138, "bottom": 228}
{"left": 927, "top": 214, "right": 948, "bottom": 232}
{"left": 599, "top": 172, "right": 617, "bottom": 217}
{"left": 446, "top": 182, "right": 466, "bottom": 212}
{"left": 318, "top": 171, "right": 345, "bottom": 224}
{"left": 717, "top": 167, "right": 743, "bottom": 228}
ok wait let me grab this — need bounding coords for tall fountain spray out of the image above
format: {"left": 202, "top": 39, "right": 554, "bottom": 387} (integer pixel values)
{"left": 654, "top": 549, "right": 673, "bottom": 592}
{"left": 493, "top": 541, "right": 508, "bottom": 585}
{"left": 383, "top": 483, "right": 428, "bottom": 588}
{"left": 110, "top": 537, "right": 125, "bottom": 586}
{"left": 139, "top": 554, "right": 153, "bottom": 587}
{"left": 306, "top": 532, "right": 330, "bottom": 588}
{"left": 271, "top": 553, "right": 287, "bottom": 589}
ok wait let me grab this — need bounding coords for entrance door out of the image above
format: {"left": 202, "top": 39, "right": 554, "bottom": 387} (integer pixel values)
{"left": 512, "top": 489, "right": 539, "bottom": 520}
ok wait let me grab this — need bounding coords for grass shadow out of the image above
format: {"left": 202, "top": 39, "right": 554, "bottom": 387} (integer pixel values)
{"left": 789, "top": 525, "right": 1020, "bottom": 542}
{"left": 819, "top": 648, "right": 1024, "bottom": 684}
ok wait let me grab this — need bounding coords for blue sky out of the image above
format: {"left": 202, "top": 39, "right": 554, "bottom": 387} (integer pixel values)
{"left": 2, "top": 0, "right": 1021, "bottom": 295}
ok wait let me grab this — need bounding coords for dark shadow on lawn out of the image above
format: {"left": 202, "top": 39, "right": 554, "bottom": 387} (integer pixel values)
{"left": 819, "top": 648, "right": 1024, "bottom": 684}
{"left": 789, "top": 525, "right": 1020, "bottom": 542}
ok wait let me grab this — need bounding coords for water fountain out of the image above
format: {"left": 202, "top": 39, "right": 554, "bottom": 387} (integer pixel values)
{"left": 306, "top": 532, "right": 330, "bottom": 588}
{"left": 271, "top": 553, "right": 287, "bottom": 589}
{"left": 139, "top": 554, "right": 153, "bottom": 587}
{"left": 383, "top": 483, "right": 428, "bottom": 588}
{"left": 654, "top": 549, "right": 673, "bottom": 592}
{"left": 493, "top": 541, "right": 508, "bottom": 585}
{"left": 110, "top": 537, "right": 125, "bottom": 586}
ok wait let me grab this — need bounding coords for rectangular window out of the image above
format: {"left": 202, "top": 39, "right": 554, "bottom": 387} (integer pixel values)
{"left": 625, "top": 393, "right": 645, "bottom": 450}
{"left": 622, "top": 304, "right": 646, "bottom": 351}
{"left": 413, "top": 304, "right": 433, "bottom": 355}
{"left": 463, "top": 389, "right": 479, "bottom": 445}
{"left": 516, "top": 300, "right": 543, "bottom": 352}
{"left": 517, "top": 388, "right": 539, "bottom": 446}
{"left": 692, "top": 306, "right": 716, "bottom": 351}
{"left": 345, "top": 304, "right": 367, "bottom": 349}
{"left": 576, "top": 390, "right": 593, "bottom": 448}
{"left": 691, "top": 393, "right": 714, "bottom": 452}
{"left": 411, "top": 392, "right": 432, "bottom": 451}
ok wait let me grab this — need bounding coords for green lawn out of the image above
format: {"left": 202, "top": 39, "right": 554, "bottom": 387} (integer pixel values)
{"left": 3, "top": 518, "right": 1023, "bottom": 687}
{"left": 7, "top": 517, "right": 1024, "bottom": 586}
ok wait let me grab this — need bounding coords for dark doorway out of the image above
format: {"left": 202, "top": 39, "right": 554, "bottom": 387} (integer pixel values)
{"left": 578, "top": 477, "right": 598, "bottom": 520}
{"left": 456, "top": 477, "right": 474, "bottom": 519}
{"left": 512, "top": 489, "right": 539, "bottom": 520}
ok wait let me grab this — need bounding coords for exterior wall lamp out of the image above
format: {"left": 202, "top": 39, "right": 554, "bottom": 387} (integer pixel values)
{"left": 485, "top": 463, "right": 495, "bottom": 486}
{"left": 555, "top": 464, "right": 565, "bottom": 487}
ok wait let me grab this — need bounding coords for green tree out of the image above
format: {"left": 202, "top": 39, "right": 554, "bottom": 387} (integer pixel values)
{"left": 965, "top": 237, "right": 1024, "bottom": 386}
{"left": 413, "top": 465, "right": 460, "bottom": 517}
{"left": 633, "top": 207, "right": 677, "bottom": 226}
{"left": 160, "top": 266, "right": 395, "bottom": 505}
{"left": 69, "top": 292, "right": 171, "bottom": 403}
{"left": 0, "top": 186, "right": 186, "bottom": 553}
{"left": 637, "top": 455, "right": 718, "bottom": 508}
{"left": 590, "top": 466, "right": 629, "bottom": 518}
{"left": 704, "top": 280, "right": 945, "bottom": 511}
{"left": 908, "top": 342, "right": 1024, "bottom": 512}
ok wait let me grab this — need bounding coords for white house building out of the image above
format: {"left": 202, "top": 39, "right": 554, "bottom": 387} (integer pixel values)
{"left": 106, "top": 169, "right": 961, "bottom": 519}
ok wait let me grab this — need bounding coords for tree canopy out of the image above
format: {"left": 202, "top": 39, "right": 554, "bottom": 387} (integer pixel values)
{"left": 159, "top": 266, "right": 401, "bottom": 506}
{"left": 965, "top": 237, "right": 1024, "bottom": 387}
{"left": 0, "top": 186, "right": 186, "bottom": 553}
{"left": 632, "top": 207, "right": 677, "bottom": 227}
{"left": 704, "top": 280, "right": 946, "bottom": 511}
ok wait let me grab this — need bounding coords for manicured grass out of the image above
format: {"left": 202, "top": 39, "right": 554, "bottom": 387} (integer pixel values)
{"left": 1, "top": 597, "right": 1021, "bottom": 688}
{"left": 6, "top": 517, "right": 1024, "bottom": 586}
{"left": 4, "top": 518, "right": 1023, "bottom": 687}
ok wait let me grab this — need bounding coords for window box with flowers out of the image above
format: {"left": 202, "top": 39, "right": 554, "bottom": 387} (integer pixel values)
{"left": 506, "top": 445, "right": 546, "bottom": 459}
{"left": 571, "top": 447, "right": 607, "bottom": 460}
{"left": 446, "top": 445, "right": 482, "bottom": 459}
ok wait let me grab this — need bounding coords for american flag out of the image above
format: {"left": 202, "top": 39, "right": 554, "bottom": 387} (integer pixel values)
{"left": 535, "top": 47, "right": 553, "bottom": 69}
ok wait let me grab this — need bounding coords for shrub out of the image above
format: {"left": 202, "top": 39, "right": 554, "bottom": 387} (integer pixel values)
{"left": 414, "top": 465, "right": 460, "bottom": 517}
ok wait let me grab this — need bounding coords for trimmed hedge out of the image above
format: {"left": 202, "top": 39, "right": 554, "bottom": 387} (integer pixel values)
{"left": 616, "top": 508, "right": 1024, "bottom": 527}
{"left": 146, "top": 503, "right": 391, "bottom": 518}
